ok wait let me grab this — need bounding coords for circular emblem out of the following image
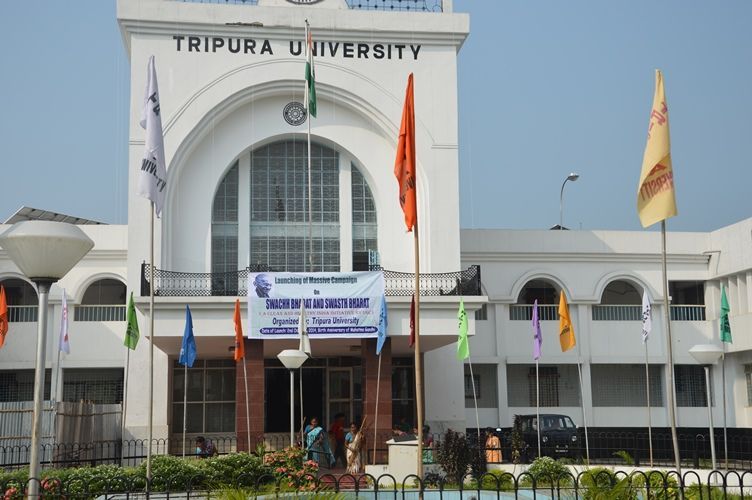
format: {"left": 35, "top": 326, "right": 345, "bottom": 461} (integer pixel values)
{"left": 283, "top": 102, "right": 307, "bottom": 126}
{"left": 286, "top": 0, "right": 323, "bottom": 4}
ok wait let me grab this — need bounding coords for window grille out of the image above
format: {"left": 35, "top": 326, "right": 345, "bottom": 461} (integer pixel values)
{"left": 675, "top": 364, "right": 712, "bottom": 407}
{"left": 0, "top": 370, "right": 51, "bottom": 402}
{"left": 746, "top": 364, "right": 752, "bottom": 406}
{"left": 591, "top": 305, "right": 641, "bottom": 321}
{"left": 475, "top": 304, "right": 488, "bottom": 321}
{"left": 212, "top": 163, "right": 239, "bottom": 289}
{"left": 172, "top": 359, "right": 236, "bottom": 434}
{"left": 352, "top": 165, "right": 378, "bottom": 256}
{"left": 506, "top": 364, "right": 580, "bottom": 407}
{"left": 600, "top": 281, "right": 641, "bottom": 305}
{"left": 464, "top": 373, "right": 480, "bottom": 399}
{"left": 63, "top": 368, "right": 124, "bottom": 404}
{"left": 250, "top": 140, "right": 340, "bottom": 271}
{"left": 590, "top": 364, "right": 663, "bottom": 406}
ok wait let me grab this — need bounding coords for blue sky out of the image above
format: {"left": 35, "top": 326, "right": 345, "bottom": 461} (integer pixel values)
{"left": 1, "top": 1, "right": 750, "bottom": 231}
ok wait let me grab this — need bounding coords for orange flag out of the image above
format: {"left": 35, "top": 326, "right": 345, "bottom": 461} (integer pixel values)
{"left": 233, "top": 299, "right": 245, "bottom": 361}
{"left": 558, "top": 291, "right": 576, "bottom": 352}
{"left": 394, "top": 73, "right": 417, "bottom": 232}
{"left": 0, "top": 286, "right": 7, "bottom": 349}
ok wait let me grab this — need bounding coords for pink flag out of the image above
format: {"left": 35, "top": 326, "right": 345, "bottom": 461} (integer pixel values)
{"left": 59, "top": 291, "right": 70, "bottom": 354}
{"left": 532, "top": 300, "right": 542, "bottom": 360}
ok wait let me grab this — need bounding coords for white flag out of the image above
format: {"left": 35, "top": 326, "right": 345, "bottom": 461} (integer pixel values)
{"left": 298, "top": 300, "right": 311, "bottom": 356}
{"left": 641, "top": 290, "right": 652, "bottom": 344}
{"left": 138, "top": 56, "right": 168, "bottom": 217}
{"left": 59, "top": 291, "right": 70, "bottom": 354}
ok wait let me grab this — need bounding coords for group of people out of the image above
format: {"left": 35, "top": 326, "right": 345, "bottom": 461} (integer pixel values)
{"left": 303, "top": 414, "right": 366, "bottom": 474}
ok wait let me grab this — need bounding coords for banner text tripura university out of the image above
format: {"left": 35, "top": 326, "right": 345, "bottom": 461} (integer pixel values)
{"left": 247, "top": 271, "right": 385, "bottom": 339}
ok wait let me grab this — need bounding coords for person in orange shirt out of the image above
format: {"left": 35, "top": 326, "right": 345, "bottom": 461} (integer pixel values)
{"left": 485, "top": 428, "right": 501, "bottom": 464}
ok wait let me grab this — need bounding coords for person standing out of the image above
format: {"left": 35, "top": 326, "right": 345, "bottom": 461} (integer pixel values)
{"left": 345, "top": 422, "right": 364, "bottom": 474}
{"left": 330, "top": 413, "right": 347, "bottom": 468}
{"left": 485, "top": 428, "right": 502, "bottom": 464}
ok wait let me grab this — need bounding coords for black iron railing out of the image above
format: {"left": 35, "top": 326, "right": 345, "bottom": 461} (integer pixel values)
{"left": 140, "top": 264, "right": 481, "bottom": 297}
{"left": 178, "top": 0, "right": 444, "bottom": 12}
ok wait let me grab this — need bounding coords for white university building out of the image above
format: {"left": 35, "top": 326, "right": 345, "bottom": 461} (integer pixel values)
{"left": 1, "top": 0, "right": 751, "bottom": 464}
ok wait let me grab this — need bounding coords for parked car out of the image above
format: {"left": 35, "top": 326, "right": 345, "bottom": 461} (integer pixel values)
{"left": 517, "top": 414, "right": 578, "bottom": 459}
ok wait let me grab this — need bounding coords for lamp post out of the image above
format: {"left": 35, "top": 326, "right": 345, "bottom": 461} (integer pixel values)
{"left": 277, "top": 349, "right": 308, "bottom": 447}
{"left": 689, "top": 344, "right": 724, "bottom": 470}
{"left": 0, "top": 221, "right": 93, "bottom": 497}
{"left": 559, "top": 172, "right": 580, "bottom": 229}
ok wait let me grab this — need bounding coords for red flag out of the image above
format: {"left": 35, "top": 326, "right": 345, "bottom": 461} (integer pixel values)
{"left": 233, "top": 299, "right": 245, "bottom": 362}
{"left": 394, "top": 73, "right": 417, "bottom": 232}
{"left": 0, "top": 286, "right": 7, "bottom": 349}
{"left": 409, "top": 294, "right": 415, "bottom": 348}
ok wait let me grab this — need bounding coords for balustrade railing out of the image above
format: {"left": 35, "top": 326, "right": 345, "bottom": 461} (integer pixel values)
{"left": 670, "top": 305, "right": 706, "bottom": 321}
{"left": 177, "top": 0, "right": 444, "bottom": 12}
{"left": 141, "top": 264, "right": 481, "bottom": 297}
{"left": 509, "top": 304, "right": 558, "bottom": 321}
{"left": 74, "top": 305, "right": 126, "bottom": 322}
{"left": 7, "top": 306, "right": 37, "bottom": 323}
{"left": 592, "top": 304, "right": 641, "bottom": 321}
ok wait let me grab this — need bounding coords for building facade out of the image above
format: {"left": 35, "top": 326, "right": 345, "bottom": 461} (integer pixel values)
{"left": 1, "top": 0, "right": 751, "bottom": 460}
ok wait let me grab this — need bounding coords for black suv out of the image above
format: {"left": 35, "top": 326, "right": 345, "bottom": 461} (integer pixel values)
{"left": 517, "top": 414, "right": 578, "bottom": 459}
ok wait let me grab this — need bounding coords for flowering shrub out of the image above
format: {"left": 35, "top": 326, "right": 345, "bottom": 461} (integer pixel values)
{"left": 263, "top": 447, "right": 318, "bottom": 489}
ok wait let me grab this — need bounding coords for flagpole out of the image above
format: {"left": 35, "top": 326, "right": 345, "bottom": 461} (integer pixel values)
{"left": 644, "top": 341, "right": 654, "bottom": 466}
{"left": 243, "top": 356, "right": 251, "bottom": 452}
{"left": 413, "top": 224, "right": 424, "bottom": 479}
{"left": 182, "top": 363, "right": 187, "bottom": 458}
{"left": 299, "top": 367, "right": 303, "bottom": 447}
{"left": 722, "top": 349, "right": 728, "bottom": 469}
{"left": 373, "top": 352, "right": 382, "bottom": 465}
{"left": 52, "top": 342, "right": 62, "bottom": 454}
{"left": 121, "top": 347, "right": 130, "bottom": 467}
{"left": 305, "top": 20, "right": 313, "bottom": 274}
{"left": 661, "top": 220, "right": 681, "bottom": 473}
{"left": 576, "top": 362, "right": 590, "bottom": 463}
{"left": 535, "top": 359, "right": 541, "bottom": 458}
{"left": 147, "top": 205, "right": 155, "bottom": 480}
{"left": 468, "top": 359, "right": 480, "bottom": 446}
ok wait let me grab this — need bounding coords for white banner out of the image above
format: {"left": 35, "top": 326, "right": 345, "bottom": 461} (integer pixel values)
{"left": 247, "top": 271, "right": 385, "bottom": 339}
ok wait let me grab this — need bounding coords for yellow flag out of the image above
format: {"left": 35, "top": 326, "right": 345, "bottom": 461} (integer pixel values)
{"left": 637, "top": 69, "right": 677, "bottom": 227}
{"left": 558, "top": 291, "right": 576, "bottom": 352}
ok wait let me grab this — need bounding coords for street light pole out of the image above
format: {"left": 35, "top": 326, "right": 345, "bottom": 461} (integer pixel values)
{"left": 277, "top": 349, "right": 308, "bottom": 448}
{"left": 559, "top": 172, "right": 580, "bottom": 229}
{"left": 689, "top": 344, "right": 723, "bottom": 471}
{"left": 0, "top": 221, "right": 93, "bottom": 498}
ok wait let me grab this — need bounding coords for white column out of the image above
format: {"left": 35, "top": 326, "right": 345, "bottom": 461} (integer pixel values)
{"left": 728, "top": 276, "right": 740, "bottom": 319}
{"left": 238, "top": 152, "right": 251, "bottom": 268}
{"left": 746, "top": 272, "right": 752, "bottom": 313}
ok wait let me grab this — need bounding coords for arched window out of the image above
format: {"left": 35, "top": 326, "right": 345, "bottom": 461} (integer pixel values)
{"left": 0, "top": 278, "right": 37, "bottom": 322}
{"left": 600, "top": 280, "right": 641, "bottom": 305}
{"left": 593, "top": 280, "right": 641, "bottom": 321}
{"left": 211, "top": 139, "right": 378, "bottom": 274}
{"left": 75, "top": 279, "right": 127, "bottom": 321}
{"left": 511, "top": 279, "right": 560, "bottom": 320}
{"left": 517, "top": 279, "right": 559, "bottom": 304}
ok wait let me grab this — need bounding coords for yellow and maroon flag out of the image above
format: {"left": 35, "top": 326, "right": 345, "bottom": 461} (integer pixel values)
{"left": 394, "top": 73, "right": 416, "bottom": 232}
{"left": 637, "top": 69, "right": 677, "bottom": 228}
{"left": 233, "top": 299, "right": 245, "bottom": 362}
{"left": 558, "top": 291, "right": 576, "bottom": 352}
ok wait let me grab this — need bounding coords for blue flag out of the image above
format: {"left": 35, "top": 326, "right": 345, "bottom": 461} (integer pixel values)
{"left": 179, "top": 305, "right": 197, "bottom": 367}
{"left": 376, "top": 295, "right": 388, "bottom": 355}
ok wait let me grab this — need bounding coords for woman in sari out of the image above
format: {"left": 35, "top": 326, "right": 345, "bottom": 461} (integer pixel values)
{"left": 305, "top": 417, "right": 335, "bottom": 468}
{"left": 345, "top": 422, "right": 364, "bottom": 474}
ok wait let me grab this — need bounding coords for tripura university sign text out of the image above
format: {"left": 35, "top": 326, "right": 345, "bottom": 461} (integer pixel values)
{"left": 173, "top": 35, "right": 422, "bottom": 61}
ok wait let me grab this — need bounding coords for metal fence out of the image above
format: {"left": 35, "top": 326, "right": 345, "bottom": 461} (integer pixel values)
{"left": 73, "top": 305, "right": 126, "bottom": 322}
{"left": 592, "top": 304, "right": 641, "bottom": 321}
{"left": 509, "top": 304, "right": 558, "bottom": 321}
{"left": 3, "top": 469, "right": 752, "bottom": 498}
{"left": 141, "top": 263, "right": 482, "bottom": 297}
{"left": 670, "top": 305, "right": 706, "bottom": 321}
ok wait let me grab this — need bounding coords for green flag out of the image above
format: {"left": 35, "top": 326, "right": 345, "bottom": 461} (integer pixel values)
{"left": 305, "top": 22, "right": 317, "bottom": 118}
{"left": 124, "top": 292, "right": 140, "bottom": 350}
{"left": 721, "top": 286, "right": 732, "bottom": 343}
{"left": 457, "top": 298, "right": 469, "bottom": 360}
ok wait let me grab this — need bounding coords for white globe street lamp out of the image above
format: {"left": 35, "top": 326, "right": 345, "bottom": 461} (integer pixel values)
{"left": 689, "top": 344, "right": 724, "bottom": 470}
{"left": 0, "top": 221, "right": 94, "bottom": 497}
{"left": 559, "top": 172, "right": 580, "bottom": 230}
{"left": 277, "top": 349, "right": 308, "bottom": 447}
